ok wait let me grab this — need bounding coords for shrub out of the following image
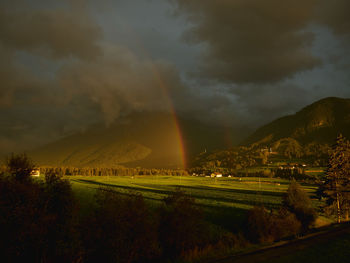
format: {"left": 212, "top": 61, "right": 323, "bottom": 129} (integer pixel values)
{"left": 282, "top": 181, "right": 317, "bottom": 231}
{"left": 272, "top": 208, "right": 301, "bottom": 240}
{"left": 245, "top": 206, "right": 274, "bottom": 243}
{"left": 81, "top": 188, "right": 160, "bottom": 263}
{"left": 159, "top": 188, "right": 209, "bottom": 259}
{"left": 245, "top": 205, "right": 302, "bottom": 244}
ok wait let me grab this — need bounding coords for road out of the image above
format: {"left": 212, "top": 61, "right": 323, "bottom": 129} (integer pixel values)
{"left": 210, "top": 223, "right": 350, "bottom": 263}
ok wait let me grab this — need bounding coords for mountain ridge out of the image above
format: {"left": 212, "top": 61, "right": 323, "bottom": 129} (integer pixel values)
{"left": 31, "top": 112, "right": 240, "bottom": 168}
{"left": 243, "top": 97, "right": 350, "bottom": 147}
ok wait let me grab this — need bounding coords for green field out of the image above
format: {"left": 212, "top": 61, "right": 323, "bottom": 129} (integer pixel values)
{"left": 67, "top": 175, "right": 323, "bottom": 230}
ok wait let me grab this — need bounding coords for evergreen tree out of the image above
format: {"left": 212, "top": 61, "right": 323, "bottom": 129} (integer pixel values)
{"left": 322, "top": 134, "right": 350, "bottom": 223}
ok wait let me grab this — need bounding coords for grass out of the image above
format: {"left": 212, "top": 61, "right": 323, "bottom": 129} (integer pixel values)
{"left": 66, "top": 175, "right": 324, "bottom": 230}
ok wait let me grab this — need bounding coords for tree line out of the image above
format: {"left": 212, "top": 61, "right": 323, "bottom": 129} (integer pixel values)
{"left": 37, "top": 166, "right": 189, "bottom": 177}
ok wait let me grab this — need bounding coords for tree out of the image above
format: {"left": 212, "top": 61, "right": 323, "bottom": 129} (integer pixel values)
{"left": 0, "top": 164, "right": 80, "bottom": 262}
{"left": 81, "top": 188, "right": 159, "bottom": 263}
{"left": 159, "top": 188, "right": 208, "bottom": 259}
{"left": 5, "top": 153, "right": 35, "bottom": 181}
{"left": 321, "top": 134, "right": 350, "bottom": 223}
{"left": 42, "top": 172, "right": 80, "bottom": 261}
{"left": 282, "top": 180, "right": 317, "bottom": 231}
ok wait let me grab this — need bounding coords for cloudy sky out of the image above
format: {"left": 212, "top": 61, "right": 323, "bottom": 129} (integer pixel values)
{"left": 1, "top": 0, "right": 350, "bottom": 153}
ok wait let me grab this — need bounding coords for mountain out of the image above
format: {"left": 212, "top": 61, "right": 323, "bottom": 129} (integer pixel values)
{"left": 243, "top": 97, "right": 350, "bottom": 147}
{"left": 31, "top": 112, "right": 240, "bottom": 168}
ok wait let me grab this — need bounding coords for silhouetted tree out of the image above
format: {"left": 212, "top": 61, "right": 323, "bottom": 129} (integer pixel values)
{"left": 321, "top": 134, "right": 350, "bottom": 222}
{"left": 81, "top": 188, "right": 159, "bottom": 263}
{"left": 159, "top": 188, "right": 209, "bottom": 259}
{"left": 0, "top": 174, "right": 44, "bottom": 262}
{"left": 0, "top": 159, "right": 80, "bottom": 262}
{"left": 5, "top": 153, "right": 35, "bottom": 181}
{"left": 42, "top": 172, "right": 80, "bottom": 262}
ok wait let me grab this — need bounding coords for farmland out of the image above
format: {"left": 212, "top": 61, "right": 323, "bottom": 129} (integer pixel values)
{"left": 68, "top": 175, "right": 325, "bottom": 230}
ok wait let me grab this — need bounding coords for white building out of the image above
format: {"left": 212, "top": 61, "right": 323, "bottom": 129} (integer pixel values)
{"left": 31, "top": 169, "right": 40, "bottom": 177}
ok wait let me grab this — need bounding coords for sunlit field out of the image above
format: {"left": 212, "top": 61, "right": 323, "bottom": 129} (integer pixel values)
{"left": 67, "top": 175, "right": 323, "bottom": 230}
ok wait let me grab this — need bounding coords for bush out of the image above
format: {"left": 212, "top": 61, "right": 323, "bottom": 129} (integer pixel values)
{"left": 159, "top": 188, "right": 210, "bottom": 259}
{"left": 282, "top": 181, "right": 317, "bottom": 231}
{"left": 245, "top": 205, "right": 302, "bottom": 244}
{"left": 81, "top": 188, "right": 160, "bottom": 263}
{"left": 245, "top": 206, "right": 274, "bottom": 243}
{"left": 272, "top": 208, "right": 301, "bottom": 240}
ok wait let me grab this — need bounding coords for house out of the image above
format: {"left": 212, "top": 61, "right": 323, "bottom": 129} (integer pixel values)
{"left": 31, "top": 169, "right": 40, "bottom": 177}
{"left": 211, "top": 172, "right": 222, "bottom": 178}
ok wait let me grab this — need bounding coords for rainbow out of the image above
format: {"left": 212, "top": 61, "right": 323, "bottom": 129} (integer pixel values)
{"left": 151, "top": 66, "right": 187, "bottom": 169}
{"left": 119, "top": 23, "right": 187, "bottom": 169}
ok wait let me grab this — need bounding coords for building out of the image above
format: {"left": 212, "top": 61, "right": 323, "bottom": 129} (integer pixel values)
{"left": 211, "top": 172, "right": 222, "bottom": 178}
{"left": 31, "top": 169, "right": 40, "bottom": 177}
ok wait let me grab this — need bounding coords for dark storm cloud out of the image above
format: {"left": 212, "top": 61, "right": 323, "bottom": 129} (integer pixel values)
{"left": 0, "top": 44, "right": 50, "bottom": 108}
{"left": 0, "top": 0, "right": 102, "bottom": 60}
{"left": 0, "top": 45, "right": 15, "bottom": 107}
{"left": 168, "top": 0, "right": 350, "bottom": 130}
{"left": 0, "top": 0, "right": 191, "bottom": 154}
{"left": 57, "top": 44, "right": 187, "bottom": 125}
{"left": 1, "top": 0, "right": 350, "bottom": 154}
{"left": 172, "top": 0, "right": 350, "bottom": 85}
{"left": 316, "top": 0, "right": 350, "bottom": 36}
{"left": 230, "top": 84, "right": 316, "bottom": 126}
{"left": 0, "top": 0, "right": 103, "bottom": 110}
{"left": 173, "top": 0, "right": 321, "bottom": 84}
{"left": 0, "top": 46, "right": 190, "bottom": 153}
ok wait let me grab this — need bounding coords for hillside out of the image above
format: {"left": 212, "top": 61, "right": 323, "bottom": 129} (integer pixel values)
{"left": 190, "top": 97, "right": 350, "bottom": 170}
{"left": 31, "top": 112, "right": 239, "bottom": 168}
{"left": 243, "top": 97, "right": 350, "bottom": 147}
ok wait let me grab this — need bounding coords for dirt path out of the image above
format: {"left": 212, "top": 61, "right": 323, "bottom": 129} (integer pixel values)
{"left": 210, "top": 223, "right": 350, "bottom": 263}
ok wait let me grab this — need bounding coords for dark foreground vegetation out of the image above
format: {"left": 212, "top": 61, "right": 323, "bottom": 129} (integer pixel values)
{"left": 1, "top": 134, "right": 349, "bottom": 262}
{"left": 0, "top": 154, "right": 323, "bottom": 263}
